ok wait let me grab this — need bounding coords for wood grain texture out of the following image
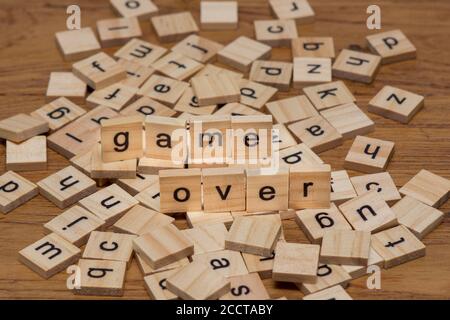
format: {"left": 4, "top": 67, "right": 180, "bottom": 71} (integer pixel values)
{"left": 0, "top": 0, "right": 449, "bottom": 299}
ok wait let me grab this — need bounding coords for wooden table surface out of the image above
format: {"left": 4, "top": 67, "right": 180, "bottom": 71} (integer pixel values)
{"left": 0, "top": 0, "right": 449, "bottom": 300}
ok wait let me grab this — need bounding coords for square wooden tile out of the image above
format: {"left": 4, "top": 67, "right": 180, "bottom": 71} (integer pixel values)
{"left": 186, "top": 211, "right": 234, "bottom": 229}
{"left": 332, "top": 49, "right": 381, "bottom": 84}
{"left": 254, "top": 19, "right": 298, "bottom": 47}
{"left": 219, "top": 273, "right": 269, "bottom": 300}
{"left": 97, "top": 17, "right": 142, "bottom": 47}
{"left": 214, "top": 103, "right": 264, "bottom": 116}
{"left": 117, "top": 59, "right": 155, "bottom": 88}
{"left": 55, "top": 27, "right": 101, "bottom": 61}
{"left": 172, "top": 34, "right": 224, "bottom": 63}
{"left": 0, "top": 171, "right": 38, "bottom": 214}
{"left": 192, "top": 249, "right": 248, "bottom": 277}
{"left": 174, "top": 87, "right": 217, "bottom": 115}
{"left": 144, "top": 268, "right": 179, "bottom": 300}
{"left": 83, "top": 231, "right": 136, "bottom": 263}
{"left": 399, "top": 169, "right": 450, "bottom": 208}
{"left": 320, "top": 229, "right": 371, "bottom": 265}
{"left": 0, "top": 113, "right": 48, "bottom": 143}
{"left": 196, "top": 64, "right": 244, "bottom": 81}
{"left": 137, "top": 253, "right": 189, "bottom": 277}
{"left": 269, "top": 0, "right": 315, "bottom": 23}
{"left": 278, "top": 143, "right": 323, "bottom": 168}
{"left": 339, "top": 190, "right": 398, "bottom": 233}
{"left": 366, "top": 29, "right": 416, "bottom": 64}
{"left": 239, "top": 79, "right": 278, "bottom": 110}
{"left": 250, "top": 60, "right": 293, "bottom": 91}
{"left": 266, "top": 95, "right": 317, "bottom": 124}
{"left": 134, "top": 179, "right": 161, "bottom": 212}
{"left": 152, "top": 51, "right": 204, "bottom": 81}
{"left": 292, "top": 37, "right": 335, "bottom": 59}
{"left": 200, "top": 1, "right": 238, "bottom": 30}
{"left": 113, "top": 204, "right": 173, "bottom": 235}
{"left": 6, "top": 136, "right": 47, "bottom": 171}
{"left": 350, "top": 172, "right": 401, "bottom": 204}
{"left": 218, "top": 36, "right": 271, "bottom": 73}
{"left": 191, "top": 73, "right": 240, "bottom": 105}
{"left": 272, "top": 123, "right": 297, "bottom": 151}
{"left": 114, "top": 38, "right": 167, "bottom": 67}
{"left": 303, "top": 285, "right": 352, "bottom": 300}
{"left": 138, "top": 75, "right": 189, "bottom": 106}
{"left": 87, "top": 83, "right": 137, "bottom": 111}
{"left": 371, "top": 225, "right": 426, "bottom": 268}
{"left": 342, "top": 246, "right": 384, "bottom": 279}
{"left": 293, "top": 57, "right": 332, "bottom": 87}
{"left": 182, "top": 223, "right": 227, "bottom": 255}
{"left": 344, "top": 135, "right": 395, "bottom": 173}
{"left": 110, "top": 0, "right": 158, "bottom": 20}
{"left": 91, "top": 144, "right": 137, "bottom": 179}
{"left": 242, "top": 247, "right": 277, "bottom": 279}
{"left": 368, "top": 85, "right": 424, "bottom": 124}
{"left": 303, "top": 80, "right": 355, "bottom": 111}
{"left": 151, "top": 11, "right": 199, "bottom": 43}
{"left": 117, "top": 173, "right": 159, "bottom": 196}
{"left": 298, "top": 264, "right": 351, "bottom": 295}
{"left": 331, "top": 170, "right": 357, "bottom": 204}
{"left": 45, "top": 72, "right": 87, "bottom": 103}
{"left": 321, "top": 102, "right": 375, "bottom": 139}
{"left": 121, "top": 96, "right": 176, "bottom": 119}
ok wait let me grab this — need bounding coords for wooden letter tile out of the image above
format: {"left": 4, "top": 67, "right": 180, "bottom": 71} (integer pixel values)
{"left": 341, "top": 246, "right": 384, "bottom": 279}
{"left": 332, "top": 49, "right": 381, "bottom": 84}
{"left": 288, "top": 115, "right": 343, "bottom": 153}
{"left": 152, "top": 52, "right": 204, "bottom": 81}
{"left": 249, "top": 60, "right": 293, "bottom": 91}
{"left": 399, "top": 169, "right": 450, "bottom": 208}
{"left": 344, "top": 135, "right": 395, "bottom": 173}
{"left": 214, "top": 103, "right": 264, "bottom": 116}
{"left": 350, "top": 172, "right": 401, "bottom": 204}
{"left": 278, "top": 143, "right": 323, "bottom": 168}
{"left": 45, "top": 72, "right": 87, "bottom": 104}
{"left": 254, "top": 19, "right": 298, "bottom": 47}
{"left": 0, "top": 114, "right": 48, "bottom": 143}
{"left": 289, "top": 164, "right": 331, "bottom": 209}
{"left": 239, "top": 79, "right": 277, "bottom": 110}
{"left": 298, "top": 264, "right": 351, "bottom": 295}
{"left": 371, "top": 225, "right": 426, "bottom": 268}
{"left": 172, "top": 34, "right": 224, "bottom": 63}
{"left": 137, "top": 253, "right": 189, "bottom": 277}
{"left": 18, "top": 233, "right": 81, "bottom": 279}
{"left": 186, "top": 211, "right": 234, "bottom": 229}
{"left": 303, "top": 80, "right": 355, "bottom": 111}
{"left": 144, "top": 268, "right": 179, "bottom": 300}
{"left": 87, "top": 83, "right": 137, "bottom": 111}
{"left": 272, "top": 123, "right": 297, "bottom": 151}
{"left": 225, "top": 215, "right": 281, "bottom": 256}
{"left": 55, "top": 27, "right": 101, "bottom": 61}
{"left": 72, "top": 52, "right": 127, "bottom": 90}
{"left": 266, "top": 95, "right": 318, "bottom": 125}
{"left": 97, "top": 17, "right": 142, "bottom": 47}
{"left": 117, "top": 59, "right": 155, "bottom": 89}
{"left": 91, "top": 144, "right": 137, "bottom": 179}
{"left": 218, "top": 36, "right": 271, "bottom": 73}
{"left": 182, "top": 223, "right": 228, "bottom": 255}
{"left": 272, "top": 242, "right": 320, "bottom": 283}
{"left": 293, "top": 57, "right": 332, "bottom": 88}
{"left": 38, "top": 166, "right": 96, "bottom": 209}
{"left": 392, "top": 196, "right": 444, "bottom": 239}
{"left": 320, "top": 229, "right": 371, "bottom": 265}
{"left": 110, "top": 0, "right": 158, "bottom": 20}
{"left": 295, "top": 203, "right": 352, "bottom": 244}
{"left": 121, "top": 96, "right": 176, "bottom": 119}
{"left": 368, "top": 85, "right": 424, "bottom": 124}
{"left": 0, "top": 171, "right": 38, "bottom": 214}
{"left": 192, "top": 249, "right": 248, "bottom": 277}
{"left": 83, "top": 231, "right": 136, "bottom": 264}
{"left": 366, "top": 29, "right": 416, "bottom": 64}
{"left": 145, "top": 115, "right": 186, "bottom": 160}
{"left": 133, "top": 224, "right": 194, "bottom": 269}
{"left": 201, "top": 1, "right": 238, "bottom": 30}
{"left": 151, "top": 11, "right": 199, "bottom": 43}
{"left": 117, "top": 173, "right": 159, "bottom": 196}
{"left": 338, "top": 190, "right": 398, "bottom": 233}
{"left": 292, "top": 37, "right": 335, "bottom": 59}
{"left": 269, "top": 0, "right": 315, "bottom": 23}
{"left": 303, "top": 285, "right": 352, "bottom": 300}
{"left": 220, "top": 273, "right": 269, "bottom": 300}
{"left": 330, "top": 170, "right": 357, "bottom": 204}
{"left": 242, "top": 249, "right": 276, "bottom": 280}
{"left": 114, "top": 38, "right": 167, "bottom": 67}
{"left": 73, "top": 259, "right": 126, "bottom": 296}
{"left": 6, "top": 136, "right": 47, "bottom": 171}
{"left": 44, "top": 205, "right": 105, "bottom": 246}
{"left": 79, "top": 184, "right": 138, "bottom": 226}
{"left": 191, "top": 74, "right": 241, "bottom": 105}
{"left": 320, "top": 102, "right": 375, "bottom": 140}
{"left": 174, "top": 87, "right": 217, "bottom": 115}
{"left": 138, "top": 75, "right": 189, "bottom": 106}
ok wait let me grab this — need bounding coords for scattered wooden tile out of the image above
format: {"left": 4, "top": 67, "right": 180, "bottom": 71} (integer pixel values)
{"left": 133, "top": 224, "right": 194, "bottom": 269}
{"left": 399, "top": 169, "right": 450, "bottom": 208}
{"left": 166, "top": 260, "right": 230, "bottom": 300}
{"left": 72, "top": 52, "right": 127, "bottom": 90}
{"left": 366, "top": 29, "right": 416, "bottom": 64}
{"left": 44, "top": 205, "right": 105, "bottom": 246}
{"left": 55, "top": 27, "right": 101, "bottom": 61}
{"left": 368, "top": 85, "right": 424, "bottom": 124}
{"left": 246, "top": 167, "right": 289, "bottom": 212}
{"left": 47, "top": 106, "right": 119, "bottom": 159}
{"left": 266, "top": 95, "right": 317, "bottom": 125}
{"left": 18, "top": 233, "right": 81, "bottom": 279}
{"left": 45, "top": 72, "right": 87, "bottom": 104}
{"left": 144, "top": 268, "right": 179, "bottom": 300}
{"left": 91, "top": 144, "right": 137, "bottom": 179}
{"left": 241, "top": 249, "right": 276, "bottom": 279}
{"left": 298, "top": 264, "right": 351, "bottom": 295}
{"left": 31, "top": 97, "right": 86, "bottom": 133}
{"left": 172, "top": 34, "right": 224, "bottom": 63}
{"left": 138, "top": 74, "right": 189, "bottom": 106}
{"left": 272, "top": 123, "right": 297, "bottom": 151}
{"left": 292, "top": 37, "right": 335, "bottom": 59}
{"left": 341, "top": 246, "right": 384, "bottom": 279}
{"left": 113, "top": 204, "right": 173, "bottom": 235}
{"left": 249, "top": 60, "right": 293, "bottom": 91}
{"left": 288, "top": 115, "right": 343, "bottom": 153}
{"left": 79, "top": 183, "right": 137, "bottom": 226}
{"left": 110, "top": 0, "right": 158, "bottom": 20}
{"left": 73, "top": 259, "right": 126, "bottom": 296}
{"left": 293, "top": 57, "right": 332, "bottom": 88}
{"left": 186, "top": 211, "right": 234, "bottom": 229}
{"left": 0, "top": 114, "right": 48, "bottom": 143}
{"left": 197, "top": 64, "right": 244, "bottom": 81}
{"left": 70, "top": 150, "right": 93, "bottom": 176}
{"left": 393, "top": 196, "right": 444, "bottom": 239}
{"left": 87, "top": 83, "right": 137, "bottom": 111}
{"left": 6, "top": 136, "right": 47, "bottom": 171}
{"left": 191, "top": 74, "right": 241, "bottom": 105}
{"left": 351, "top": 172, "right": 401, "bottom": 204}
{"left": 137, "top": 253, "right": 189, "bottom": 276}
{"left": 321, "top": 102, "right": 375, "bottom": 140}
{"left": 331, "top": 170, "right": 357, "bottom": 204}
{"left": 82, "top": 231, "right": 136, "bottom": 264}
{"left": 134, "top": 177, "right": 160, "bottom": 211}
{"left": 269, "top": 0, "right": 315, "bottom": 23}
{"left": 151, "top": 11, "right": 199, "bottom": 43}
{"left": 202, "top": 167, "right": 246, "bottom": 212}
{"left": 272, "top": 242, "right": 320, "bottom": 283}
{"left": 152, "top": 52, "right": 204, "bottom": 81}
{"left": 97, "top": 17, "right": 142, "bottom": 47}
{"left": 303, "top": 80, "right": 355, "bottom": 111}
{"left": 339, "top": 190, "right": 398, "bottom": 233}
{"left": 121, "top": 96, "right": 176, "bottom": 119}
{"left": 303, "top": 285, "right": 352, "bottom": 300}
{"left": 226, "top": 215, "right": 281, "bottom": 256}
{"left": 117, "top": 173, "right": 158, "bottom": 196}
{"left": 192, "top": 249, "right": 248, "bottom": 277}
{"left": 220, "top": 273, "right": 269, "bottom": 300}
{"left": 114, "top": 38, "right": 167, "bottom": 67}
{"left": 37, "top": 166, "right": 96, "bottom": 209}
{"left": 218, "top": 36, "right": 271, "bottom": 73}
{"left": 278, "top": 143, "right": 323, "bottom": 168}
{"left": 344, "top": 135, "right": 395, "bottom": 173}
{"left": 254, "top": 19, "right": 298, "bottom": 47}
{"left": 239, "top": 79, "right": 277, "bottom": 110}
{"left": 371, "top": 225, "right": 426, "bottom": 268}
{"left": 138, "top": 157, "right": 185, "bottom": 175}
{"left": 295, "top": 203, "right": 352, "bottom": 244}
{"left": 174, "top": 87, "right": 217, "bottom": 115}
{"left": 200, "top": 1, "right": 238, "bottom": 30}
{"left": 215, "top": 102, "right": 264, "bottom": 116}
{"left": 332, "top": 49, "right": 381, "bottom": 84}
{"left": 0, "top": 171, "right": 38, "bottom": 214}
{"left": 117, "top": 59, "right": 155, "bottom": 88}
{"left": 320, "top": 229, "right": 371, "bottom": 265}
{"left": 182, "top": 223, "right": 227, "bottom": 255}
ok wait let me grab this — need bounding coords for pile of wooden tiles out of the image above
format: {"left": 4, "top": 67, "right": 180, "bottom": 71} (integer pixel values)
{"left": 0, "top": 0, "right": 448, "bottom": 300}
